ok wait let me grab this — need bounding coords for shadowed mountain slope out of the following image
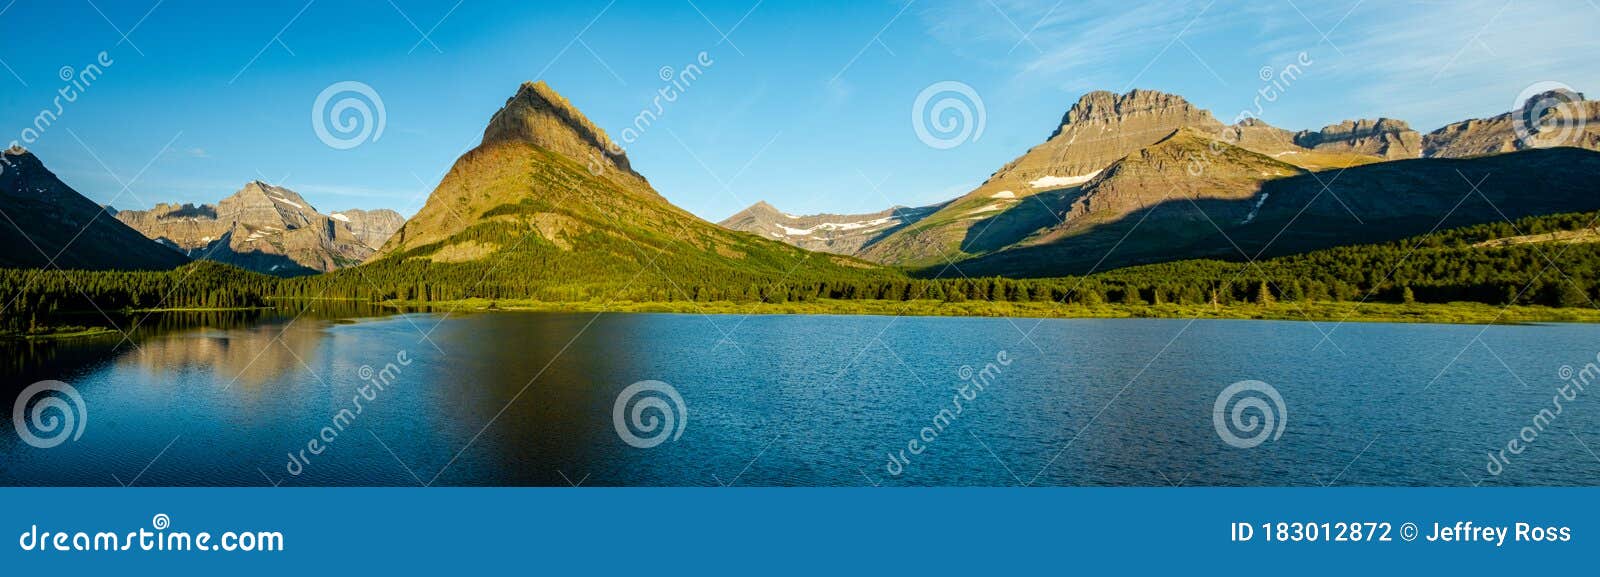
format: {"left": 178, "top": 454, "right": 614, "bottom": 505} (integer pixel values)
{"left": 0, "top": 147, "right": 189, "bottom": 271}
{"left": 952, "top": 146, "right": 1600, "bottom": 277}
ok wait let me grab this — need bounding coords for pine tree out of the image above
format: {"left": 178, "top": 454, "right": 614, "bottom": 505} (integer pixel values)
{"left": 1255, "top": 282, "right": 1275, "bottom": 306}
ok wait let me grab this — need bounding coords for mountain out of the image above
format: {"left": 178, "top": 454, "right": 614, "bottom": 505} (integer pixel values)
{"left": 352, "top": 81, "right": 885, "bottom": 300}
{"left": 851, "top": 90, "right": 1220, "bottom": 267}
{"left": 330, "top": 208, "right": 405, "bottom": 250}
{"left": 1218, "top": 117, "right": 1300, "bottom": 155}
{"left": 772, "top": 89, "right": 1373, "bottom": 266}
{"left": 1025, "top": 128, "right": 1299, "bottom": 247}
{"left": 115, "top": 182, "right": 401, "bottom": 276}
{"left": 1012, "top": 89, "right": 1227, "bottom": 177}
{"left": 0, "top": 147, "right": 189, "bottom": 270}
{"left": 1424, "top": 89, "right": 1600, "bottom": 157}
{"left": 848, "top": 89, "right": 1377, "bottom": 267}
{"left": 716, "top": 201, "right": 943, "bottom": 255}
{"left": 762, "top": 86, "right": 1598, "bottom": 278}
{"left": 955, "top": 145, "right": 1600, "bottom": 277}
{"left": 1220, "top": 118, "right": 1383, "bottom": 170}
{"left": 944, "top": 128, "right": 1299, "bottom": 276}
{"left": 1293, "top": 118, "right": 1422, "bottom": 159}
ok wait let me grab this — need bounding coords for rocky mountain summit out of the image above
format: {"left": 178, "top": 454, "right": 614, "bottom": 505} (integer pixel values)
{"left": 330, "top": 208, "right": 406, "bottom": 250}
{"left": 115, "top": 182, "right": 402, "bottom": 276}
{"left": 1293, "top": 118, "right": 1422, "bottom": 159}
{"left": 1424, "top": 89, "right": 1600, "bottom": 158}
{"left": 381, "top": 81, "right": 658, "bottom": 255}
{"left": 1027, "top": 89, "right": 1226, "bottom": 177}
{"left": 481, "top": 80, "right": 647, "bottom": 186}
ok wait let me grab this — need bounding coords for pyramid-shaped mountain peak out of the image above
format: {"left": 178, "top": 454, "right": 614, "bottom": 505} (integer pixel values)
{"left": 481, "top": 81, "right": 641, "bottom": 180}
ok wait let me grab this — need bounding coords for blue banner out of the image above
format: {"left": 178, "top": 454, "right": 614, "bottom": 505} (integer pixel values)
{"left": 1, "top": 488, "right": 1591, "bottom": 574}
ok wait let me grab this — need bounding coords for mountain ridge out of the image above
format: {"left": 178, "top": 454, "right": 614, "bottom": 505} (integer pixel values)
{"left": 954, "top": 146, "right": 1600, "bottom": 277}
{"left": 717, "top": 201, "right": 945, "bottom": 256}
{"left": 114, "top": 181, "right": 402, "bottom": 276}
{"left": 724, "top": 85, "right": 1600, "bottom": 278}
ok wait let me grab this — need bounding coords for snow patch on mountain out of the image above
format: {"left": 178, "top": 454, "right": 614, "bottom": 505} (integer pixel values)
{"left": 778, "top": 217, "right": 897, "bottom": 236}
{"left": 1028, "top": 170, "right": 1101, "bottom": 189}
{"left": 1242, "top": 191, "right": 1270, "bottom": 224}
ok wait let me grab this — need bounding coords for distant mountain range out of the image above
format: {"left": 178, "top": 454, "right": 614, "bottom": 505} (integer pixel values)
{"left": 716, "top": 201, "right": 945, "bottom": 255}
{"left": 726, "top": 87, "right": 1600, "bottom": 277}
{"left": 114, "top": 182, "right": 402, "bottom": 276}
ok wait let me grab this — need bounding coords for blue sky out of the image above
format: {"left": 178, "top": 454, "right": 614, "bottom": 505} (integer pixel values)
{"left": 2, "top": 0, "right": 1597, "bottom": 221}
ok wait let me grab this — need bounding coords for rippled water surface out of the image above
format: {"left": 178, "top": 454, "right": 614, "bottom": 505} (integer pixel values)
{"left": 3, "top": 311, "right": 1598, "bottom": 486}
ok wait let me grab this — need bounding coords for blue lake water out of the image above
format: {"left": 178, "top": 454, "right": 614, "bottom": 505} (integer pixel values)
{"left": 2, "top": 311, "right": 1598, "bottom": 486}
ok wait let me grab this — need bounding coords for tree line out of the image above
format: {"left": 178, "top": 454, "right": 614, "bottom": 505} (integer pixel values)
{"left": 4, "top": 210, "right": 1598, "bottom": 334}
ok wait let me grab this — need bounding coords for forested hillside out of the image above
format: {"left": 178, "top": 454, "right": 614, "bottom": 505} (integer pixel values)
{"left": 6, "top": 209, "right": 1598, "bottom": 336}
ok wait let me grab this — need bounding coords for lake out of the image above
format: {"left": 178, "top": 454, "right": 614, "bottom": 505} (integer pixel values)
{"left": 2, "top": 309, "right": 1597, "bottom": 486}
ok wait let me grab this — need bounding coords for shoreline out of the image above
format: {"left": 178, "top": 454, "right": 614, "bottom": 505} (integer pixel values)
{"left": 14, "top": 299, "right": 1600, "bottom": 339}
{"left": 0, "top": 327, "right": 122, "bottom": 341}
{"left": 375, "top": 298, "right": 1600, "bottom": 325}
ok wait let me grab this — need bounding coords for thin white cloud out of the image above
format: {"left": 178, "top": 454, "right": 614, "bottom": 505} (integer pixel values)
{"left": 918, "top": 0, "right": 1233, "bottom": 92}
{"left": 916, "top": 0, "right": 1600, "bottom": 131}
{"left": 1311, "top": 0, "right": 1600, "bottom": 130}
